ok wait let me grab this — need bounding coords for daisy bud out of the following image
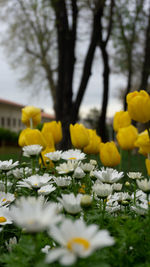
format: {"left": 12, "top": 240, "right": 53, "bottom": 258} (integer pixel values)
{"left": 125, "top": 181, "right": 130, "bottom": 187}
{"left": 81, "top": 195, "right": 92, "bottom": 207}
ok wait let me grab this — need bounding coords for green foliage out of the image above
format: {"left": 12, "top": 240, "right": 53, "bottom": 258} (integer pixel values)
{"left": 0, "top": 128, "right": 19, "bottom": 145}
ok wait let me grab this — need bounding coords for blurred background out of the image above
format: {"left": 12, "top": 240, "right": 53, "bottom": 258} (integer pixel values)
{"left": 0, "top": 0, "right": 149, "bottom": 149}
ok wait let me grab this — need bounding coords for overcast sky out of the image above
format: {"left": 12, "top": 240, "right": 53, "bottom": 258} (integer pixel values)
{"left": 0, "top": 46, "right": 125, "bottom": 118}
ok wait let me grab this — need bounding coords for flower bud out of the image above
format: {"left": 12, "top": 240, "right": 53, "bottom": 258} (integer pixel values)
{"left": 116, "top": 125, "right": 138, "bottom": 150}
{"left": 70, "top": 123, "right": 89, "bottom": 149}
{"left": 81, "top": 195, "right": 92, "bottom": 207}
{"left": 21, "top": 106, "right": 41, "bottom": 127}
{"left": 113, "top": 111, "right": 131, "bottom": 132}
{"left": 127, "top": 90, "right": 150, "bottom": 123}
{"left": 100, "top": 141, "right": 120, "bottom": 167}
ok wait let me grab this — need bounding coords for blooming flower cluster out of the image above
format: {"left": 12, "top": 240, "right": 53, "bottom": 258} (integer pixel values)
{"left": 2, "top": 94, "right": 150, "bottom": 266}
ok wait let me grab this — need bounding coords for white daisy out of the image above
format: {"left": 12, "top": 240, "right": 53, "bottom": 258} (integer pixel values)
{"left": 131, "top": 202, "right": 148, "bottom": 215}
{"left": 0, "top": 192, "right": 15, "bottom": 207}
{"left": 106, "top": 200, "right": 121, "bottom": 214}
{"left": 7, "top": 196, "right": 62, "bottom": 232}
{"left": 0, "top": 160, "right": 19, "bottom": 171}
{"left": 89, "top": 159, "right": 97, "bottom": 166}
{"left": 108, "top": 192, "right": 131, "bottom": 203}
{"left": 93, "top": 168, "right": 124, "bottom": 184}
{"left": 113, "top": 183, "right": 123, "bottom": 192}
{"left": 58, "top": 193, "right": 82, "bottom": 214}
{"left": 56, "top": 160, "right": 78, "bottom": 174}
{"left": 17, "top": 174, "right": 52, "bottom": 189}
{"left": 22, "top": 145, "right": 43, "bottom": 157}
{"left": 73, "top": 167, "right": 85, "bottom": 179}
{"left": 127, "top": 172, "right": 143, "bottom": 180}
{"left": 0, "top": 206, "right": 12, "bottom": 225}
{"left": 49, "top": 202, "right": 63, "bottom": 214}
{"left": 137, "top": 179, "right": 150, "bottom": 193}
{"left": 92, "top": 183, "right": 113, "bottom": 198}
{"left": 46, "top": 219, "right": 115, "bottom": 265}
{"left": 9, "top": 167, "right": 32, "bottom": 179}
{"left": 80, "top": 163, "right": 95, "bottom": 172}
{"left": 53, "top": 177, "right": 72, "bottom": 187}
{"left": 131, "top": 190, "right": 147, "bottom": 202}
{"left": 61, "top": 149, "right": 86, "bottom": 161}
{"left": 38, "top": 184, "right": 56, "bottom": 195}
{"left": 45, "top": 151, "right": 62, "bottom": 162}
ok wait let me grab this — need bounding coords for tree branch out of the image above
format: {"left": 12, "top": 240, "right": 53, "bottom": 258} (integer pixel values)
{"left": 71, "top": 6, "right": 103, "bottom": 123}
{"left": 105, "top": 0, "right": 115, "bottom": 44}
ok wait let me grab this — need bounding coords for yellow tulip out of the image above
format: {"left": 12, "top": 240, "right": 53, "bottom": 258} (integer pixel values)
{"left": 145, "top": 158, "right": 150, "bottom": 176}
{"left": 83, "top": 129, "right": 101, "bottom": 154}
{"left": 116, "top": 125, "right": 138, "bottom": 150}
{"left": 18, "top": 128, "right": 31, "bottom": 147}
{"left": 18, "top": 128, "right": 46, "bottom": 148}
{"left": 21, "top": 106, "right": 41, "bottom": 128}
{"left": 100, "top": 141, "right": 121, "bottom": 167}
{"left": 70, "top": 123, "right": 89, "bottom": 149}
{"left": 41, "top": 127, "right": 55, "bottom": 147}
{"left": 113, "top": 111, "right": 131, "bottom": 132}
{"left": 126, "top": 90, "right": 150, "bottom": 123}
{"left": 39, "top": 146, "right": 55, "bottom": 168}
{"left": 134, "top": 130, "right": 150, "bottom": 155}
{"left": 42, "top": 121, "right": 62, "bottom": 144}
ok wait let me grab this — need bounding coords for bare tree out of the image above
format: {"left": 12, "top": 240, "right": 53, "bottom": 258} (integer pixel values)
{"left": 112, "top": 0, "right": 144, "bottom": 110}
{"left": 0, "top": 0, "right": 107, "bottom": 148}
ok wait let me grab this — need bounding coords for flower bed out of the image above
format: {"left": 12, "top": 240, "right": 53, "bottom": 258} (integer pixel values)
{"left": 0, "top": 91, "right": 150, "bottom": 266}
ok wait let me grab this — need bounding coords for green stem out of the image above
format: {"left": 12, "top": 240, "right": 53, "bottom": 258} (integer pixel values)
{"left": 101, "top": 197, "right": 107, "bottom": 227}
{"left": 5, "top": 174, "right": 7, "bottom": 194}
{"left": 29, "top": 118, "right": 33, "bottom": 129}
{"left": 119, "top": 148, "right": 123, "bottom": 171}
{"left": 127, "top": 150, "right": 131, "bottom": 172}
{"left": 31, "top": 157, "right": 36, "bottom": 174}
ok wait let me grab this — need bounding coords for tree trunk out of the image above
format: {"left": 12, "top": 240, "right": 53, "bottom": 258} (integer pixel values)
{"left": 123, "top": 67, "right": 132, "bottom": 110}
{"left": 97, "top": 44, "right": 110, "bottom": 142}
{"left": 52, "top": 0, "right": 77, "bottom": 149}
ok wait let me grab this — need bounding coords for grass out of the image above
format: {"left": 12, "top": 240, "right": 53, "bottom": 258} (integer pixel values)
{"left": 0, "top": 146, "right": 28, "bottom": 162}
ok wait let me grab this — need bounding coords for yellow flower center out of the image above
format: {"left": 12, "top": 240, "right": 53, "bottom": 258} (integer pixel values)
{"left": 2, "top": 198, "right": 6, "bottom": 202}
{"left": 69, "top": 157, "right": 76, "bottom": 160}
{"left": 34, "top": 184, "right": 38, "bottom": 186}
{"left": 67, "top": 237, "right": 90, "bottom": 251}
{"left": 0, "top": 216, "right": 7, "bottom": 223}
{"left": 78, "top": 188, "right": 86, "bottom": 194}
{"left": 148, "top": 201, "right": 150, "bottom": 205}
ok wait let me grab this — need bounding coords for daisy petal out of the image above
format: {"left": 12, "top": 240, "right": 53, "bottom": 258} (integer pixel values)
{"left": 46, "top": 248, "right": 67, "bottom": 263}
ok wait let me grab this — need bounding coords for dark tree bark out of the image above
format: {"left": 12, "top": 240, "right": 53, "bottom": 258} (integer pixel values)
{"left": 51, "top": 0, "right": 78, "bottom": 148}
{"left": 98, "top": 43, "right": 110, "bottom": 141}
{"left": 97, "top": 0, "right": 115, "bottom": 141}
{"left": 123, "top": 65, "right": 132, "bottom": 110}
{"left": 52, "top": 0, "right": 106, "bottom": 149}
